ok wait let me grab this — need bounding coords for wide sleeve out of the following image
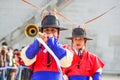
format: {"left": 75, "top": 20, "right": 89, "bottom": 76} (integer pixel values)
{"left": 21, "top": 39, "right": 42, "bottom": 66}
{"left": 91, "top": 54, "right": 104, "bottom": 76}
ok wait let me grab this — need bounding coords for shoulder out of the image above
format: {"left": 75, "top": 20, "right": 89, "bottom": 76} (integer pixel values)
{"left": 86, "top": 51, "right": 98, "bottom": 59}
{"left": 85, "top": 51, "right": 102, "bottom": 63}
{"left": 86, "top": 50, "right": 104, "bottom": 67}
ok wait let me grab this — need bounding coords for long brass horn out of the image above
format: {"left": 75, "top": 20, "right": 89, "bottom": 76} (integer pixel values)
{"left": 24, "top": 24, "right": 39, "bottom": 37}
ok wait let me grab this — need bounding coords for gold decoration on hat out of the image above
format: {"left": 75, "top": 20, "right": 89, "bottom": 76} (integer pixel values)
{"left": 41, "top": 10, "right": 47, "bottom": 20}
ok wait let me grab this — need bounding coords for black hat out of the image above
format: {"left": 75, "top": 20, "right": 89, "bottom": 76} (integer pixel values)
{"left": 66, "top": 27, "right": 93, "bottom": 40}
{"left": 1, "top": 42, "right": 8, "bottom": 46}
{"left": 40, "top": 14, "right": 67, "bottom": 31}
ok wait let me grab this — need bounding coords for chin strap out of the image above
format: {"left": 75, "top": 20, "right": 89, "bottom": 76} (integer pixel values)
{"left": 93, "top": 72, "right": 102, "bottom": 80}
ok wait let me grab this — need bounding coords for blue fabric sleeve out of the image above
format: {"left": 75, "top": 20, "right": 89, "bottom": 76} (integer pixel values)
{"left": 26, "top": 39, "right": 42, "bottom": 59}
{"left": 47, "top": 37, "right": 66, "bottom": 59}
{"left": 93, "top": 72, "right": 102, "bottom": 80}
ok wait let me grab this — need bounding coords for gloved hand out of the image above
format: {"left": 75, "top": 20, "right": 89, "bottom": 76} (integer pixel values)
{"left": 47, "top": 37, "right": 66, "bottom": 59}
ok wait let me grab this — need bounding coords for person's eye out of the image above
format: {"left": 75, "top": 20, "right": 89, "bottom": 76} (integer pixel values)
{"left": 44, "top": 29, "right": 48, "bottom": 32}
{"left": 52, "top": 30, "right": 57, "bottom": 32}
{"left": 51, "top": 30, "right": 55, "bottom": 32}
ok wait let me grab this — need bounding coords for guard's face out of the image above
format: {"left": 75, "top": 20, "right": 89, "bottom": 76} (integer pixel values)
{"left": 72, "top": 37, "right": 85, "bottom": 51}
{"left": 43, "top": 28, "right": 59, "bottom": 39}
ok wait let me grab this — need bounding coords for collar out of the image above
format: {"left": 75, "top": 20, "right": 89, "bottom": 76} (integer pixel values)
{"left": 73, "top": 47, "right": 85, "bottom": 55}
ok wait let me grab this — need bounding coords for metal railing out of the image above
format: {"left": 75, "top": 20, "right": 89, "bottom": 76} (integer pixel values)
{"left": 0, "top": 66, "right": 32, "bottom": 80}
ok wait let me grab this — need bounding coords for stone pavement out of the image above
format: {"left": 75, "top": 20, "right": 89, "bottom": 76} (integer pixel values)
{"left": 102, "top": 74, "right": 120, "bottom": 80}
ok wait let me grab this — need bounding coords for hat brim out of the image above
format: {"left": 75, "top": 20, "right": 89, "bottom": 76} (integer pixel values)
{"left": 39, "top": 25, "right": 68, "bottom": 31}
{"left": 66, "top": 36, "right": 93, "bottom": 40}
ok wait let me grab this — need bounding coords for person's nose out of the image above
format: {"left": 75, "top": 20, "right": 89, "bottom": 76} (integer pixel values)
{"left": 46, "top": 30, "right": 54, "bottom": 37}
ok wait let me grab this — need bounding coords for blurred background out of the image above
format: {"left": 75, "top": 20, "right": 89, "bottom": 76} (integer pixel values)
{"left": 0, "top": 0, "right": 120, "bottom": 80}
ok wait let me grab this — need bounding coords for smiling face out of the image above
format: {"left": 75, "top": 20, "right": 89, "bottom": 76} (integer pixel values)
{"left": 72, "top": 37, "right": 86, "bottom": 51}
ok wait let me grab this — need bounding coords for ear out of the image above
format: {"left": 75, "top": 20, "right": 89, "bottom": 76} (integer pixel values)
{"left": 57, "top": 30, "right": 60, "bottom": 39}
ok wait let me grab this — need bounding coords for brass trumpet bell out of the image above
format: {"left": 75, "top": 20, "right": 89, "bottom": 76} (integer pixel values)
{"left": 24, "top": 24, "right": 39, "bottom": 37}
